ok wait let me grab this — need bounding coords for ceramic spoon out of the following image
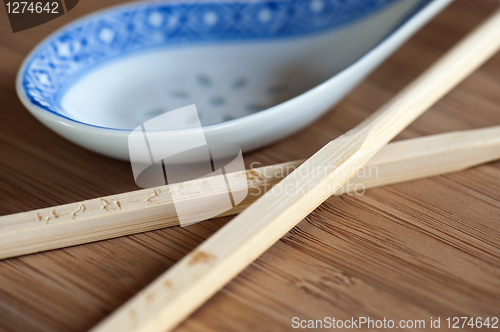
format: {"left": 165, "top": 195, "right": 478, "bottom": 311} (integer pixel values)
{"left": 17, "top": 0, "right": 451, "bottom": 159}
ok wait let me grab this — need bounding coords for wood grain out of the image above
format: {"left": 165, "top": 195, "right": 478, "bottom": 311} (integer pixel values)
{"left": 0, "top": 1, "right": 500, "bottom": 331}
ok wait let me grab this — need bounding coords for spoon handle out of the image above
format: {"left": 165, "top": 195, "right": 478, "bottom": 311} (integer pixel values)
{"left": 91, "top": 8, "right": 500, "bottom": 332}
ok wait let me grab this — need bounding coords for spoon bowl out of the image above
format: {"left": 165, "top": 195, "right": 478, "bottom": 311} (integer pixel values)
{"left": 16, "top": 0, "right": 451, "bottom": 160}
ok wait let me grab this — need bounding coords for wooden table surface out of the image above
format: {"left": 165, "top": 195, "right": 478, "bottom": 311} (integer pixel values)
{"left": 1, "top": 0, "right": 500, "bottom": 331}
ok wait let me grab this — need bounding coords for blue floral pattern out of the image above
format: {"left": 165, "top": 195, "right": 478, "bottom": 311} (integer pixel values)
{"left": 22, "top": 0, "right": 410, "bottom": 118}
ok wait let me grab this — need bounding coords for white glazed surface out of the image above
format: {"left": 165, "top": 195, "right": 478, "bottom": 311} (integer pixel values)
{"left": 17, "top": 0, "right": 452, "bottom": 160}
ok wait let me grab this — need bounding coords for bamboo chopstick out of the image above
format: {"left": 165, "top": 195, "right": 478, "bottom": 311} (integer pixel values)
{"left": 2, "top": 127, "right": 500, "bottom": 260}
{"left": 90, "top": 8, "right": 500, "bottom": 332}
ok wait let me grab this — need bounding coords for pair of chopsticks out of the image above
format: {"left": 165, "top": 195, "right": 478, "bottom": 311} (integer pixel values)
{"left": 1, "top": 126, "right": 500, "bottom": 260}
{"left": 1, "top": 7, "right": 499, "bottom": 332}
